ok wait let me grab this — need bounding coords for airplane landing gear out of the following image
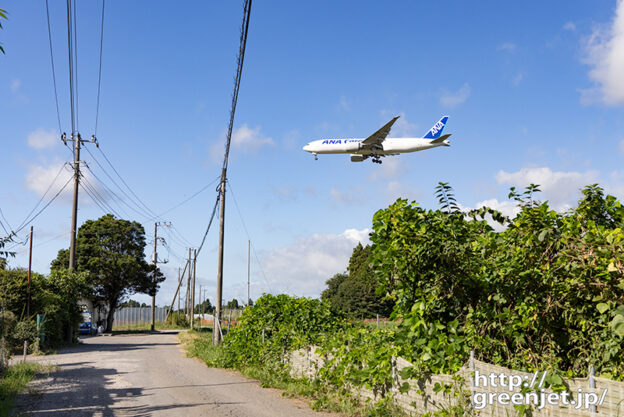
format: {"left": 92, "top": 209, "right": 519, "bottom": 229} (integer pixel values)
{"left": 313, "top": 153, "right": 318, "bottom": 161}
{"left": 372, "top": 157, "right": 382, "bottom": 164}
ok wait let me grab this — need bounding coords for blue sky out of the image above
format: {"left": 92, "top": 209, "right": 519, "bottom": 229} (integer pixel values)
{"left": 1, "top": 1, "right": 624, "bottom": 306}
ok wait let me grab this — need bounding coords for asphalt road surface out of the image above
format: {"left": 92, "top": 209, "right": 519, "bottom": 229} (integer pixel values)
{"left": 15, "top": 331, "right": 335, "bottom": 417}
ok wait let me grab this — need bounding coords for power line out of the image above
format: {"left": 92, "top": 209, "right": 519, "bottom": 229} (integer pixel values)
{"left": 15, "top": 163, "right": 68, "bottom": 233}
{"left": 65, "top": 0, "right": 76, "bottom": 135}
{"left": 83, "top": 146, "right": 152, "bottom": 219}
{"left": 94, "top": 0, "right": 105, "bottom": 136}
{"left": 227, "top": 180, "right": 270, "bottom": 289}
{"left": 156, "top": 176, "right": 220, "bottom": 219}
{"left": 214, "top": 0, "right": 253, "bottom": 344}
{"left": 45, "top": 0, "right": 63, "bottom": 135}
{"left": 13, "top": 176, "right": 73, "bottom": 235}
{"left": 0, "top": 207, "right": 13, "bottom": 236}
{"left": 96, "top": 145, "right": 160, "bottom": 220}
{"left": 72, "top": 0, "right": 79, "bottom": 132}
{"left": 196, "top": 194, "right": 220, "bottom": 257}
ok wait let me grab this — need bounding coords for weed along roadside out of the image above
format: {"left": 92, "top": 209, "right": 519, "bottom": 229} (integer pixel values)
{"left": 0, "top": 362, "right": 48, "bottom": 416}
{"left": 182, "top": 184, "right": 624, "bottom": 417}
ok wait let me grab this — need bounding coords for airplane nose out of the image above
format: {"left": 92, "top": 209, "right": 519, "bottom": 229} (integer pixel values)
{"left": 303, "top": 144, "right": 311, "bottom": 152}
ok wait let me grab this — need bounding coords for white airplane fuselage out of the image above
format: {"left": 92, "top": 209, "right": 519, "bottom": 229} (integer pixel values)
{"left": 303, "top": 137, "right": 450, "bottom": 156}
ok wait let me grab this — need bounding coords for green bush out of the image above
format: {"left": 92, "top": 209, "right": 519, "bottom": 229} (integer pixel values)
{"left": 222, "top": 294, "right": 343, "bottom": 371}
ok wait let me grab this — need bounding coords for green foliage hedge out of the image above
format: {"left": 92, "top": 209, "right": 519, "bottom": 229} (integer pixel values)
{"left": 221, "top": 294, "right": 342, "bottom": 371}
{"left": 0, "top": 268, "right": 87, "bottom": 350}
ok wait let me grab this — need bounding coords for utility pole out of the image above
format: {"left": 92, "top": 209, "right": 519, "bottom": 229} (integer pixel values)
{"left": 214, "top": 175, "right": 226, "bottom": 345}
{"left": 177, "top": 268, "right": 181, "bottom": 313}
{"left": 27, "top": 226, "right": 33, "bottom": 317}
{"left": 190, "top": 249, "right": 197, "bottom": 329}
{"left": 213, "top": 0, "right": 252, "bottom": 345}
{"left": 151, "top": 221, "right": 170, "bottom": 331}
{"left": 247, "top": 239, "right": 250, "bottom": 307}
{"left": 186, "top": 248, "right": 192, "bottom": 320}
{"left": 64, "top": 133, "right": 97, "bottom": 270}
{"left": 151, "top": 223, "right": 157, "bottom": 331}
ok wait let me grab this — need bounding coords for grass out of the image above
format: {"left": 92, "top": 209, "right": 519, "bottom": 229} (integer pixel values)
{"left": 178, "top": 331, "right": 406, "bottom": 417}
{"left": 0, "top": 362, "right": 47, "bottom": 417}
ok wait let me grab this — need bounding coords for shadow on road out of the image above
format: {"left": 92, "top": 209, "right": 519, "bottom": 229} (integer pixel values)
{"left": 16, "top": 364, "right": 142, "bottom": 416}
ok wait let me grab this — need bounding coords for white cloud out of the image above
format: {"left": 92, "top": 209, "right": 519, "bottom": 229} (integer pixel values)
{"left": 25, "top": 161, "right": 101, "bottom": 204}
{"left": 231, "top": 124, "right": 275, "bottom": 152}
{"left": 497, "top": 42, "right": 517, "bottom": 52}
{"left": 582, "top": 0, "right": 624, "bottom": 105}
{"left": 27, "top": 129, "right": 57, "bottom": 150}
{"left": 10, "top": 79, "right": 21, "bottom": 93}
{"left": 512, "top": 72, "right": 524, "bottom": 86}
{"left": 496, "top": 166, "right": 599, "bottom": 210}
{"left": 563, "top": 21, "right": 576, "bottom": 31}
{"left": 261, "top": 228, "right": 370, "bottom": 297}
{"left": 439, "top": 83, "right": 471, "bottom": 108}
{"left": 25, "top": 162, "right": 74, "bottom": 202}
{"left": 606, "top": 170, "right": 624, "bottom": 199}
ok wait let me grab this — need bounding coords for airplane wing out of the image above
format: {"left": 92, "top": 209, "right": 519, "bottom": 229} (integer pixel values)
{"left": 360, "top": 116, "right": 400, "bottom": 148}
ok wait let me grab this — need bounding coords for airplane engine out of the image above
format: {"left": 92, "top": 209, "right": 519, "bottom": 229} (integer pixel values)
{"left": 350, "top": 154, "right": 365, "bottom": 162}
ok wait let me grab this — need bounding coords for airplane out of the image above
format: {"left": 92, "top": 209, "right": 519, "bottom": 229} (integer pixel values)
{"left": 302, "top": 116, "right": 451, "bottom": 164}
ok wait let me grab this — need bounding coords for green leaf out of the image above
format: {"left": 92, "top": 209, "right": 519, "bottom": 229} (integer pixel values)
{"left": 611, "top": 315, "right": 624, "bottom": 337}
{"left": 596, "top": 303, "right": 609, "bottom": 314}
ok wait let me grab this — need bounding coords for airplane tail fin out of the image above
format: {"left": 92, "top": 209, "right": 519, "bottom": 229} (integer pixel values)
{"left": 423, "top": 116, "right": 449, "bottom": 139}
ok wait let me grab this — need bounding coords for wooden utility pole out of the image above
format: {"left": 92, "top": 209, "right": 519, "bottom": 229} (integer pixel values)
{"left": 186, "top": 248, "right": 192, "bottom": 319}
{"left": 190, "top": 249, "right": 197, "bottom": 329}
{"left": 213, "top": 0, "right": 252, "bottom": 345}
{"left": 68, "top": 133, "right": 81, "bottom": 271}
{"left": 27, "top": 226, "right": 33, "bottom": 316}
{"left": 151, "top": 223, "right": 157, "bottom": 331}
{"left": 177, "top": 268, "right": 181, "bottom": 313}
{"left": 65, "top": 133, "right": 97, "bottom": 271}
{"left": 214, "top": 175, "right": 226, "bottom": 345}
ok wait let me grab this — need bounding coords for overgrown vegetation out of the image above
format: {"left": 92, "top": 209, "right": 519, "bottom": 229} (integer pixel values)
{"left": 187, "top": 182, "right": 623, "bottom": 414}
{"left": 322, "top": 243, "right": 394, "bottom": 319}
{"left": 0, "top": 267, "right": 88, "bottom": 359}
{"left": 0, "top": 362, "right": 46, "bottom": 416}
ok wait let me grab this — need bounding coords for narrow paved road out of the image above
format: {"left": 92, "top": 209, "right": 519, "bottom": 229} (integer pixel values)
{"left": 16, "top": 331, "right": 335, "bottom": 417}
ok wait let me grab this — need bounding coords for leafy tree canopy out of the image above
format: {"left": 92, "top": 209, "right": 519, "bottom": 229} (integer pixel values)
{"left": 51, "top": 214, "right": 164, "bottom": 332}
{"left": 322, "top": 243, "right": 394, "bottom": 319}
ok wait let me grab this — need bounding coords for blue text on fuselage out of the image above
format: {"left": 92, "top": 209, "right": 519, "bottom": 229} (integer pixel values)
{"left": 321, "top": 139, "right": 361, "bottom": 145}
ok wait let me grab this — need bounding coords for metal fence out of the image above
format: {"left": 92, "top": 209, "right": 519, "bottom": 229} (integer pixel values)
{"left": 113, "top": 307, "right": 169, "bottom": 327}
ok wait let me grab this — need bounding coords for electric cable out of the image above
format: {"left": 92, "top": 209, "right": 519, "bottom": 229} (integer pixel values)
{"left": 94, "top": 0, "right": 105, "bottom": 136}
{"left": 45, "top": 0, "right": 63, "bottom": 135}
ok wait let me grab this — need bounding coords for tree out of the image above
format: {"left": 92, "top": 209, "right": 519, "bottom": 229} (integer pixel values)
{"left": 0, "top": 267, "right": 88, "bottom": 348}
{"left": 226, "top": 299, "right": 240, "bottom": 309}
{"left": 196, "top": 298, "right": 213, "bottom": 314}
{"left": 0, "top": 8, "right": 7, "bottom": 54}
{"left": 119, "top": 299, "right": 141, "bottom": 308}
{"left": 51, "top": 214, "right": 164, "bottom": 332}
{"left": 0, "top": 233, "right": 15, "bottom": 263}
{"left": 321, "top": 243, "right": 394, "bottom": 319}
